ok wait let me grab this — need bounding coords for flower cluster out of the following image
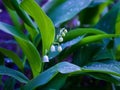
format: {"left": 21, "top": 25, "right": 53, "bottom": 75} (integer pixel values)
{"left": 43, "top": 28, "right": 68, "bottom": 62}
{"left": 57, "top": 28, "right": 68, "bottom": 42}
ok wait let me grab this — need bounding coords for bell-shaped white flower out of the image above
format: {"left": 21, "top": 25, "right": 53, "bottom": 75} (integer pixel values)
{"left": 61, "top": 32, "right": 65, "bottom": 37}
{"left": 63, "top": 29, "right": 68, "bottom": 34}
{"left": 43, "top": 55, "right": 49, "bottom": 62}
{"left": 57, "top": 45, "right": 62, "bottom": 52}
{"left": 58, "top": 37, "right": 63, "bottom": 42}
{"left": 60, "top": 28, "right": 65, "bottom": 33}
{"left": 50, "top": 45, "right": 56, "bottom": 52}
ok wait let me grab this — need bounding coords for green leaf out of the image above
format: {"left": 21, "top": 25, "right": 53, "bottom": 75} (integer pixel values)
{"left": 3, "top": 0, "right": 14, "bottom": 10}
{"left": 87, "top": 73, "right": 120, "bottom": 85}
{"left": 24, "top": 24, "right": 39, "bottom": 41}
{"left": 10, "top": 0, "right": 37, "bottom": 30}
{"left": 0, "top": 47, "right": 23, "bottom": 70}
{"left": 95, "top": 2, "right": 120, "bottom": 34}
{"left": 0, "top": 22, "right": 42, "bottom": 77}
{"left": 20, "top": 0, "right": 55, "bottom": 55}
{"left": 4, "top": 78, "right": 15, "bottom": 90}
{"left": 22, "top": 66, "right": 59, "bottom": 90}
{"left": 79, "top": 3, "right": 109, "bottom": 26}
{"left": 10, "top": 0, "right": 39, "bottom": 40}
{"left": 116, "top": 11, "right": 120, "bottom": 34}
{"left": 42, "top": 0, "right": 66, "bottom": 12}
{"left": 78, "top": 34, "right": 120, "bottom": 45}
{"left": 63, "top": 28, "right": 107, "bottom": 42}
{"left": 40, "top": 74, "right": 67, "bottom": 90}
{"left": 22, "top": 62, "right": 81, "bottom": 90}
{"left": 6, "top": 6, "right": 21, "bottom": 31}
{"left": 47, "top": 0, "right": 92, "bottom": 26}
{"left": 93, "top": 48, "right": 115, "bottom": 61}
{"left": 0, "top": 66, "right": 29, "bottom": 83}
{"left": 81, "top": 60, "right": 120, "bottom": 77}
{"left": 58, "top": 34, "right": 119, "bottom": 60}
{"left": 22, "top": 60, "right": 120, "bottom": 89}
{"left": 73, "top": 44, "right": 102, "bottom": 67}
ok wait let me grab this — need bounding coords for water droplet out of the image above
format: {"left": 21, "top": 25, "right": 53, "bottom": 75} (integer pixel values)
{"left": 70, "top": 8, "right": 73, "bottom": 12}
{"left": 79, "top": 2, "right": 84, "bottom": 6}
{"left": 68, "top": 1, "right": 72, "bottom": 5}
{"left": 58, "top": 62, "right": 81, "bottom": 73}
{"left": 67, "top": 12, "right": 70, "bottom": 15}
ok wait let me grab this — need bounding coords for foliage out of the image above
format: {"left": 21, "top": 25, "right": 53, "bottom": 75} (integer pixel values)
{"left": 0, "top": 0, "right": 120, "bottom": 89}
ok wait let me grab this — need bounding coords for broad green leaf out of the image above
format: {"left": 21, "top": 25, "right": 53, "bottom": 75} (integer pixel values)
{"left": 22, "top": 62, "right": 81, "bottom": 90}
{"left": 3, "top": 0, "right": 14, "bottom": 10}
{"left": 58, "top": 34, "right": 119, "bottom": 60}
{"left": 4, "top": 78, "right": 15, "bottom": 90}
{"left": 80, "top": 3, "right": 109, "bottom": 26}
{"left": 0, "top": 22, "right": 42, "bottom": 77}
{"left": 22, "top": 66, "right": 59, "bottom": 90}
{"left": 20, "top": 0, "right": 55, "bottom": 55}
{"left": 0, "top": 66, "right": 29, "bottom": 83}
{"left": 95, "top": 2, "right": 120, "bottom": 34}
{"left": 63, "top": 28, "right": 106, "bottom": 42}
{"left": 78, "top": 34, "right": 120, "bottom": 45}
{"left": 42, "top": 0, "right": 66, "bottom": 12}
{"left": 81, "top": 60, "right": 120, "bottom": 77}
{"left": 87, "top": 73, "right": 120, "bottom": 85}
{"left": 9, "top": 0, "right": 39, "bottom": 40}
{"left": 115, "top": 38, "right": 120, "bottom": 60}
{"left": 6, "top": 7, "right": 21, "bottom": 31}
{"left": 93, "top": 48, "right": 115, "bottom": 61}
{"left": 24, "top": 24, "right": 39, "bottom": 41}
{"left": 116, "top": 11, "right": 120, "bottom": 34}
{"left": 3, "top": 0, "right": 37, "bottom": 30}
{"left": 40, "top": 74, "right": 67, "bottom": 90}
{"left": 0, "top": 47, "right": 23, "bottom": 70}
{"left": 73, "top": 44, "right": 102, "bottom": 67}
{"left": 22, "top": 60, "right": 120, "bottom": 89}
{"left": 10, "top": 0, "right": 37, "bottom": 30}
{"left": 47, "top": 0, "right": 92, "bottom": 26}
{"left": 57, "top": 62, "right": 81, "bottom": 74}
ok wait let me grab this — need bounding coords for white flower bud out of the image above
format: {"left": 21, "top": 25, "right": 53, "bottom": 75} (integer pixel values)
{"left": 58, "top": 37, "right": 63, "bottom": 42}
{"left": 63, "top": 29, "right": 68, "bottom": 33}
{"left": 43, "top": 55, "right": 49, "bottom": 62}
{"left": 60, "top": 28, "right": 65, "bottom": 33}
{"left": 57, "top": 45, "right": 62, "bottom": 52}
{"left": 50, "top": 45, "right": 56, "bottom": 52}
{"left": 61, "top": 32, "right": 65, "bottom": 37}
